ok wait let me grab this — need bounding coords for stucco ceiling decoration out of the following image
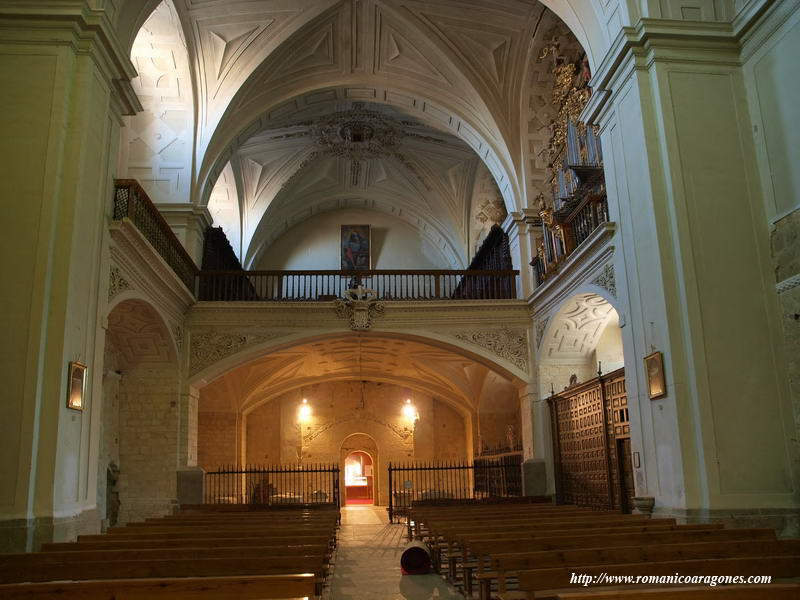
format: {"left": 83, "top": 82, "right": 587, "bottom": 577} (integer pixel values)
{"left": 106, "top": 300, "right": 174, "bottom": 367}
{"left": 311, "top": 108, "right": 401, "bottom": 159}
{"left": 540, "top": 293, "right": 617, "bottom": 364}
{"left": 217, "top": 100, "right": 480, "bottom": 268}
{"left": 197, "top": 335, "right": 520, "bottom": 416}
{"left": 195, "top": 0, "right": 539, "bottom": 218}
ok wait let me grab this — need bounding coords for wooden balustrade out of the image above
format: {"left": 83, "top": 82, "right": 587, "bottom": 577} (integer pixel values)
{"left": 112, "top": 180, "right": 198, "bottom": 291}
{"left": 533, "top": 194, "right": 609, "bottom": 287}
{"left": 196, "top": 269, "right": 519, "bottom": 302}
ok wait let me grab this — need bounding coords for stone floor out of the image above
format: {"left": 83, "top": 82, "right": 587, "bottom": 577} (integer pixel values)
{"left": 324, "top": 505, "right": 463, "bottom": 600}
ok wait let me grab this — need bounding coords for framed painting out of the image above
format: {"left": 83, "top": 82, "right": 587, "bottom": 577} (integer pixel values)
{"left": 644, "top": 351, "right": 666, "bottom": 400}
{"left": 67, "top": 361, "right": 87, "bottom": 410}
{"left": 340, "top": 225, "right": 371, "bottom": 270}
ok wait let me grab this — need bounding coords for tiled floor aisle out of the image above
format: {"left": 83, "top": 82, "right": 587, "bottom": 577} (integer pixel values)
{"left": 325, "top": 506, "right": 463, "bottom": 600}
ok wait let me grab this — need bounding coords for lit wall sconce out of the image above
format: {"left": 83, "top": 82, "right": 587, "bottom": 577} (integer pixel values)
{"left": 403, "top": 398, "right": 418, "bottom": 422}
{"left": 298, "top": 398, "right": 312, "bottom": 423}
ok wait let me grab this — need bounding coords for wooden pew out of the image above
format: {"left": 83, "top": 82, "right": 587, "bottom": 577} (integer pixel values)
{"left": 544, "top": 584, "right": 800, "bottom": 599}
{"left": 0, "top": 573, "right": 316, "bottom": 600}
{"left": 0, "top": 555, "right": 327, "bottom": 584}
{"left": 42, "top": 534, "right": 332, "bottom": 552}
{"left": 486, "top": 539, "right": 800, "bottom": 599}
{"left": 1, "top": 543, "right": 330, "bottom": 565}
{"left": 442, "top": 524, "right": 727, "bottom": 592}
{"left": 504, "top": 556, "right": 800, "bottom": 600}
{"left": 463, "top": 528, "right": 776, "bottom": 599}
{"left": 431, "top": 519, "right": 681, "bottom": 576}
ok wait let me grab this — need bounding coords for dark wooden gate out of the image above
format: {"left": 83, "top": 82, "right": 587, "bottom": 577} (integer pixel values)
{"left": 548, "top": 368, "right": 633, "bottom": 511}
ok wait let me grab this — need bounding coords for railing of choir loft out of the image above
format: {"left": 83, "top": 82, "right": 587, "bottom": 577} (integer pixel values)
{"left": 532, "top": 194, "right": 609, "bottom": 287}
{"left": 112, "top": 179, "right": 198, "bottom": 292}
{"left": 204, "top": 464, "right": 340, "bottom": 507}
{"left": 387, "top": 456, "right": 523, "bottom": 523}
{"left": 197, "top": 269, "right": 519, "bottom": 301}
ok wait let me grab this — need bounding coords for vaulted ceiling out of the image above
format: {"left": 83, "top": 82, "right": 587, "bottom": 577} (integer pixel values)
{"left": 199, "top": 335, "right": 521, "bottom": 417}
{"left": 122, "top": 0, "right": 585, "bottom": 267}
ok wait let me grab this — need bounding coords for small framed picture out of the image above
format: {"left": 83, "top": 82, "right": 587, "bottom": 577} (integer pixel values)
{"left": 67, "top": 361, "right": 87, "bottom": 411}
{"left": 340, "top": 225, "right": 371, "bottom": 270}
{"left": 644, "top": 351, "right": 666, "bottom": 400}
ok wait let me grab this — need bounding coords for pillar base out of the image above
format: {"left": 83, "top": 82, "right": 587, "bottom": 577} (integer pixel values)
{"left": 0, "top": 508, "right": 101, "bottom": 552}
{"left": 521, "top": 458, "right": 549, "bottom": 497}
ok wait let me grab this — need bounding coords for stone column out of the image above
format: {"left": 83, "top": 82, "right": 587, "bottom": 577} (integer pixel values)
{"left": 585, "top": 14, "right": 800, "bottom": 529}
{"left": 0, "top": 4, "right": 139, "bottom": 551}
{"left": 503, "top": 212, "right": 535, "bottom": 298}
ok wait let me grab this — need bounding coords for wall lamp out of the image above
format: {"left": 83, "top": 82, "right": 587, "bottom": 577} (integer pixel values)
{"left": 403, "top": 398, "right": 419, "bottom": 422}
{"left": 298, "top": 398, "right": 312, "bottom": 423}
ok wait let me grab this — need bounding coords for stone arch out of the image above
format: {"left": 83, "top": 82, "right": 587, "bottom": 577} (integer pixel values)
{"left": 102, "top": 297, "right": 181, "bottom": 526}
{"left": 188, "top": 329, "right": 530, "bottom": 389}
{"left": 340, "top": 433, "right": 379, "bottom": 505}
{"left": 247, "top": 194, "right": 466, "bottom": 271}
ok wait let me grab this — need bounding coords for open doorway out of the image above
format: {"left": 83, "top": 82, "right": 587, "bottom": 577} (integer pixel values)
{"left": 344, "top": 451, "right": 374, "bottom": 505}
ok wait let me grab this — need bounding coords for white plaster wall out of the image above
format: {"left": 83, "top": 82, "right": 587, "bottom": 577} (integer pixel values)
{"left": 122, "top": 0, "right": 194, "bottom": 205}
{"left": 742, "top": 4, "right": 800, "bottom": 221}
{"left": 593, "top": 316, "right": 625, "bottom": 373}
{"left": 257, "top": 209, "right": 452, "bottom": 270}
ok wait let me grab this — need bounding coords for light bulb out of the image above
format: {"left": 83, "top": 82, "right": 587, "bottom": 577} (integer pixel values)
{"left": 403, "top": 399, "right": 418, "bottom": 420}
{"left": 298, "top": 398, "right": 312, "bottom": 422}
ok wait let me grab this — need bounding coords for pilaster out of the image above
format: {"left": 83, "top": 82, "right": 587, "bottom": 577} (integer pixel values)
{"left": 582, "top": 14, "right": 799, "bottom": 517}
{"left": 0, "top": 1, "right": 140, "bottom": 550}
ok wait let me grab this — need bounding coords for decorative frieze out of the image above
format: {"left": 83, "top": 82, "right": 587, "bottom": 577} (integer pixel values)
{"left": 190, "top": 330, "right": 287, "bottom": 374}
{"left": 445, "top": 328, "right": 530, "bottom": 373}
{"left": 303, "top": 411, "right": 413, "bottom": 444}
{"left": 108, "top": 266, "right": 132, "bottom": 301}
{"left": 591, "top": 263, "right": 616, "bottom": 298}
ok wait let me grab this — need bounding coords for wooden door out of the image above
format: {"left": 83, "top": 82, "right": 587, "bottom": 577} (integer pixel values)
{"left": 616, "top": 437, "right": 635, "bottom": 513}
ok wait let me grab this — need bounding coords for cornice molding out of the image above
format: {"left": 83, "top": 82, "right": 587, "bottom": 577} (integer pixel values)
{"left": 582, "top": 16, "right": 756, "bottom": 124}
{"left": 0, "top": 2, "right": 142, "bottom": 116}
{"left": 109, "top": 219, "right": 195, "bottom": 319}
{"left": 529, "top": 222, "right": 616, "bottom": 317}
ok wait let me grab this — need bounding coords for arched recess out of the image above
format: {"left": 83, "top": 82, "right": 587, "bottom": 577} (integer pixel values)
{"left": 193, "top": 332, "right": 526, "bottom": 485}
{"left": 341, "top": 435, "right": 379, "bottom": 505}
{"left": 101, "top": 298, "right": 180, "bottom": 526}
{"left": 533, "top": 290, "right": 627, "bottom": 495}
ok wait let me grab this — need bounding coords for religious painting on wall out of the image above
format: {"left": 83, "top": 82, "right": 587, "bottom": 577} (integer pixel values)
{"left": 340, "top": 225, "right": 371, "bottom": 270}
{"left": 644, "top": 351, "right": 666, "bottom": 399}
{"left": 67, "top": 361, "right": 87, "bottom": 410}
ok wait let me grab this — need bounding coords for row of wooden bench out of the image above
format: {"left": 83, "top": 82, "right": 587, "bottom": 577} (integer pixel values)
{"left": 409, "top": 502, "right": 800, "bottom": 600}
{"left": 0, "top": 504, "right": 340, "bottom": 599}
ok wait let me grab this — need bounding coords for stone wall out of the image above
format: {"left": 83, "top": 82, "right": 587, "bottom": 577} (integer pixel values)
{"left": 117, "top": 367, "right": 180, "bottom": 524}
{"left": 198, "top": 411, "right": 238, "bottom": 471}
{"left": 198, "top": 381, "right": 471, "bottom": 505}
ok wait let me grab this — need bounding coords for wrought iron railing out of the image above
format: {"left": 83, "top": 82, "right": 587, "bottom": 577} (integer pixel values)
{"left": 387, "top": 456, "right": 523, "bottom": 522}
{"left": 204, "top": 464, "right": 340, "bottom": 507}
{"left": 112, "top": 180, "right": 198, "bottom": 291}
{"left": 197, "top": 269, "right": 519, "bottom": 301}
